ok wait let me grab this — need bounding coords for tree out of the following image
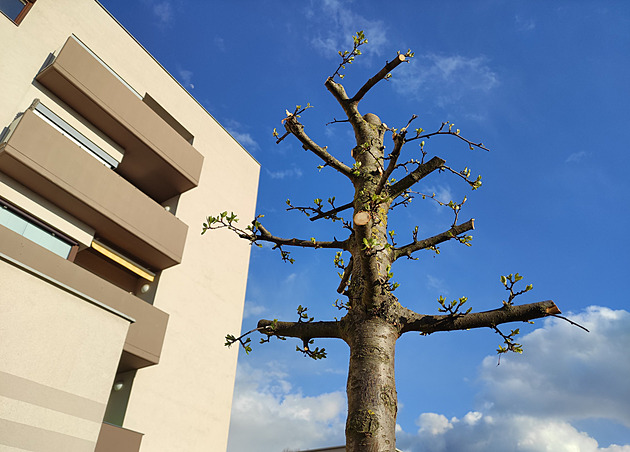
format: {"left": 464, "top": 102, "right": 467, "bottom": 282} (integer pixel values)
{"left": 203, "top": 33, "right": 578, "bottom": 451}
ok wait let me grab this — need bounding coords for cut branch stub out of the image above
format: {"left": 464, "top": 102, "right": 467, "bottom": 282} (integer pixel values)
{"left": 353, "top": 211, "right": 371, "bottom": 226}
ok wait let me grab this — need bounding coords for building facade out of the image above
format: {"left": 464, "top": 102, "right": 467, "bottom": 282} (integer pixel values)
{"left": 0, "top": 1, "right": 259, "bottom": 451}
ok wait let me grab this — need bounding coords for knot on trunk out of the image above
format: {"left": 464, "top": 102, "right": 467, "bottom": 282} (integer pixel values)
{"left": 363, "top": 112, "right": 382, "bottom": 126}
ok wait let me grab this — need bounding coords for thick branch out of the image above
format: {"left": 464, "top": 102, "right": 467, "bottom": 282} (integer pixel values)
{"left": 352, "top": 54, "right": 406, "bottom": 103}
{"left": 283, "top": 115, "right": 354, "bottom": 178}
{"left": 394, "top": 219, "right": 475, "bottom": 260}
{"left": 257, "top": 319, "right": 343, "bottom": 340}
{"left": 257, "top": 224, "right": 349, "bottom": 250}
{"left": 388, "top": 156, "right": 445, "bottom": 198}
{"left": 400, "top": 300, "right": 560, "bottom": 335}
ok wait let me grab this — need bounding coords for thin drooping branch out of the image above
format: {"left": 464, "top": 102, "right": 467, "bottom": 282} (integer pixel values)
{"left": 283, "top": 115, "right": 354, "bottom": 178}
{"left": 352, "top": 54, "right": 407, "bottom": 103}
{"left": 388, "top": 156, "right": 445, "bottom": 198}
{"left": 394, "top": 219, "right": 475, "bottom": 260}
{"left": 550, "top": 314, "right": 590, "bottom": 332}
{"left": 257, "top": 319, "right": 344, "bottom": 340}
{"left": 400, "top": 300, "right": 560, "bottom": 335}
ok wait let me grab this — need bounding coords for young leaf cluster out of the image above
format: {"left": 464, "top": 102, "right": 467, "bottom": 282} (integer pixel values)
{"left": 330, "top": 30, "right": 368, "bottom": 80}
{"left": 494, "top": 326, "right": 523, "bottom": 359}
{"left": 501, "top": 273, "right": 534, "bottom": 306}
{"left": 437, "top": 295, "right": 472, "bottom": 316}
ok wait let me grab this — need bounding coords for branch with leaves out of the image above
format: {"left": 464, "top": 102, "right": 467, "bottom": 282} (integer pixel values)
{"left": 202, "top": 211, "right": 350, "bottom": 263}
{"left": 394, "top": 219, "right": 475, "bottom": 261}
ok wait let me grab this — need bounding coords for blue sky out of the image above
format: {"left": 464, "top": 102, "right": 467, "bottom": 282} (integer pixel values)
{"left": 100, "top": 1, "right": 630, "bottom": 451}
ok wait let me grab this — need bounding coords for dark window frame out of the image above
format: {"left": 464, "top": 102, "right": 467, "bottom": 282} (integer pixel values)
{"left": 0, "top": 0, "right": 36, "bottom": 26}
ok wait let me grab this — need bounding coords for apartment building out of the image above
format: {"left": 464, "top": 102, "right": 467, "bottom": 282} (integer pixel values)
{"left": 0, "top": 1, "right": 259, "bottom": 451}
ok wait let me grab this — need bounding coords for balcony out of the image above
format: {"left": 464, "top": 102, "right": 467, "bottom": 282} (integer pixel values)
{"left": 36, "top": 35, "right": 203, "bottom": 202}
{"left": 0, "top": 225, "right": 168, "bottom": 367}
{"left": 0, "top": 107, "right": 187, "bottom": 270}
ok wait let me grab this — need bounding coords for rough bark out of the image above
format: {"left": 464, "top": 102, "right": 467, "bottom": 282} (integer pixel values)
{"left": 344, "top": 318, "right": 398, "bottom": 451}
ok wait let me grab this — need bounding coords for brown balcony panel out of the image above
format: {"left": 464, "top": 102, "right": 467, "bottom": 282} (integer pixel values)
{"left": 0, "top": 225, "right": 168, "bottom": 367}
{"left": 0, "top": 109, "right": 187, "bottom": 270}
{"left": 95, "top": 423, "right": 143, "bottom": 452}
{"left": 36, "top": 36, "right": 203, "bottom": 202}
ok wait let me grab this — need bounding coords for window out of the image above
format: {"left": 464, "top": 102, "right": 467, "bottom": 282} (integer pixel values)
{"left": 32, "top": 100, "right": 120, "bottom": 169}
{"left": 0, "top": 198, "right": 77, "bottom": 259}
{"left": 0, "top": 0, "right": 35, "bottom": 25}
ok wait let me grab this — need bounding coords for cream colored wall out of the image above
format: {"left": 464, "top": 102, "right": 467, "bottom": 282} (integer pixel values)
{"left": 0, "top": 1, "right": 260, "bottom": 450}
{"left": 0, "top": 257, "right": 130, "bottom": 451}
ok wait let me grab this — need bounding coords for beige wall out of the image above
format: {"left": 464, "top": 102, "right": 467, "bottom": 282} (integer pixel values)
{"left": 0, "top": 1, "right": 260, "bottom": 451}
{"left": 0, "top": 256, "right": 130, "bottom": 451}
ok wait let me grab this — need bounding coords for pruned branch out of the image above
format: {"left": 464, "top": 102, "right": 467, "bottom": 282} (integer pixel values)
{"left": 400, "top": 300, "right": 560, "bottom": 335}
{"left": 394, "top": 219, "right": 475, "bottom": 260}
{"left": 352, "top": 53, "right": 407, "bottom": 103}
{"left": 283, "top": 115, "right": 354, "bottom": 178}
{"left": 388, "top": 156, "right": 445, "bottom": 198}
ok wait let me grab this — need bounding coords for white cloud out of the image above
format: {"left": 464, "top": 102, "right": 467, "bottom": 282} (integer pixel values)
{"left": 426, "top": 274, "right": 449, "bottom": 295}
{"left": 177, "top": 69, "right": 194, "bottom": 90}
{"left": 213, "top": 36, "right": 226, "bottom": 52}
{"left": 417, "top": 413, "right": 453, "bottom": 435}
{"left": 397, "top": 306, "right": 630, "bottom": 451}
{"left": 152, "top": 1, "right": 173, "bottom": 25}
{"left": 479, "top": 306, "right": 630, "bottom": 426}
{"left": 566, "top": 151, "right": 588, "bottom": 163}
{"left": 308, "top": 0, "right": 388, "bottom": 57}
{"left": 392, "top": 54, "right": 498, "bottom": 108}
{"left": 227, "top": 362, "right": 345, "bottom": 452}
{"left": 398, "top": 412, "right": 630, "bottom": 452}
{"left": 243, "top": 300, "right": 266, "bottom": 319}
{"left": 266, "top": 167, "right": 304, "bottom": 180}
{"left": 420, "top": 184, "right": 454, "bottom": 210}
{"left": 224, "top": 119, "right": 259, "bottom": 151}
{"left": 231, "top": 131, "right": 258, "bottom": 150}
{"left": 515, "top": 15, "right": 536, "bottom": 31}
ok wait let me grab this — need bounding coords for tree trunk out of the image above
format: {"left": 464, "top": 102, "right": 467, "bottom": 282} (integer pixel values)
{"left": 345, "top": 318, "right": 398, "bottom": 451}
